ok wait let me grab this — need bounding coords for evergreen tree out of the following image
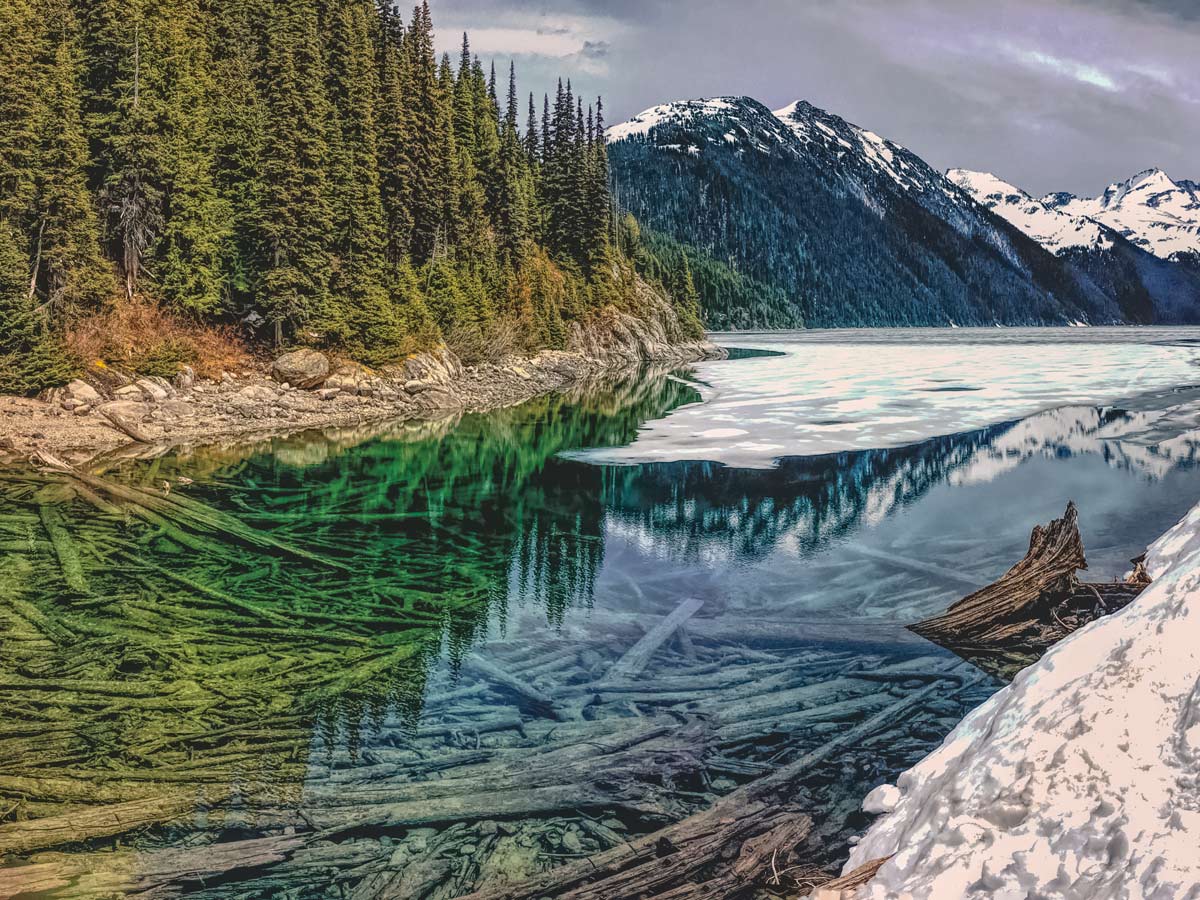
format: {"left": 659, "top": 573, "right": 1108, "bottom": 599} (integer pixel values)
{"left": 374, "top": 0, "right": 412, "bottom": 265}
{"left": 259, "top": 0, "right": 335, "bottom": 341}
{"left": 525, "top": 93, "right": 539, "bottom": 164}
{"left": 322, "top": 0, "right": 388, "bottom": 332}
{"left": 205, "top": 0, "right": 269, "bottom": 309}
{"left": 0, "top": 220, "right": 76, "bottom": 394}
{"left": 399, "top": 2, "right": 447, "bottom": 262}
{"left": 155, "top": 0, "right": 231, "bottom": 315}
{"left": 0, "top": 0, "right": 41, "bottom": 229}
{"left": 494, "top": 63, "right": 530, "bottom": 257}
{"left": 469, "top": 57, "right": 500, "bottom": 216}
{"left": 31, "top": 2, "right": 114, "bottom": 313}
{"left": 80, "top": 0, "right": 167, "bottom": 299}
{"left": 583, "top": 97, "right": 613, "bottom": 271}
{"left": 504, "top": 62, "right": 519, "bottom": 136}
{"left": 452, "top": 34, "right": 476, "bottom": 154}
{"left": 449, "top": 40, "right": 487, "bottom": 257}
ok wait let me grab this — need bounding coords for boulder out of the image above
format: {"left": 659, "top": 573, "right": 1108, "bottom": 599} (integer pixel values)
{"left": 97, "top": 400, "right": 151, "bottom": 421}
{"left": 134, "top": 378, "right": 170, "bottom": 402}
{"left": 272, "top": 349, "right": 329, "bottom": 389}
{"left": 114, "top": 384, "right": 143, "bottom": 400}
{"left": 324, "top": 373, "right": 361, "bottom": 395}
{"left": 156, "top": 400, "right": 198, "bottom": 420}
{"left": 66, "top": 379, "right": 102, "bottom": 405}
{"left": 237, "top": 384, "right": 279, "bottom": 403}
{"left": 396, "top": 347, "right": 463, "bottom": 385}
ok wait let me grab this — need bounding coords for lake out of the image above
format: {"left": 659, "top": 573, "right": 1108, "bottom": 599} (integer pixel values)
{"left": 4, "top": 328, "right": 1200, "bottom": 897}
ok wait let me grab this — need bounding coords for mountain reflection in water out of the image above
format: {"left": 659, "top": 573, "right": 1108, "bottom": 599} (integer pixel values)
{"left": 3, "top": 369, "right": 1200, "bottom": 897}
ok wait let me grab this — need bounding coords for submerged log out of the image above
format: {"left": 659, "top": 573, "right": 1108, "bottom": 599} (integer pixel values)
{"left": 461, "top": 656, "right": 565, "bottom": 720}
{"left": 0, "top": 793, "right": 200, "bottom": 854}
{"left": 608, "top": 597, "right": 704, "bottom": 680}
{"left": 37, "top": 506, "right": 88, "bottom": 595}
{"left": 910, "top": 502, "right": 1148, "bottom": 680}
{"left": 458, "top": 675, "right": 967, "bottom": 900}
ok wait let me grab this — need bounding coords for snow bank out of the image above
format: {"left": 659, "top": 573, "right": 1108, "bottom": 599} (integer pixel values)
{"left": 841, "top": 498, "right": 1200, "bottom": 899}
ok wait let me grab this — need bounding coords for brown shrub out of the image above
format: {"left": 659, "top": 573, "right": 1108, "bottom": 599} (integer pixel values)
{"left": 67, "top": 295, "right": 252, "bottom": 379}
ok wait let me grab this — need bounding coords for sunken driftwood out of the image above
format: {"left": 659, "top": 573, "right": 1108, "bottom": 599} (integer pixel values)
{"left": 456, "top": 676, "right": 967, "bottom": 900}
{"left": 909, "top": 502, "right": 1149, "bottom": 680}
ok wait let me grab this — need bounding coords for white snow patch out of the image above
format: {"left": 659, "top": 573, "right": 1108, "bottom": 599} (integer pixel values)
{"left": 605, "top": 98, "right": 736, "bottom": 143}
{"left": 842, "top": 496, "right": 1200, "bottom": 898}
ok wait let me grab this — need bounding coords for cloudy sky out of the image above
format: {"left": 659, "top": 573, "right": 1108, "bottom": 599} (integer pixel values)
{"left": 430, "top": 0, "right": 1199, "bottom": 196}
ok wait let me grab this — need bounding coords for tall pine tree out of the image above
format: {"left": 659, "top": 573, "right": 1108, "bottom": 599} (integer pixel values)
{"left": 259, "top": 0, "right": 335, "bottom": 341}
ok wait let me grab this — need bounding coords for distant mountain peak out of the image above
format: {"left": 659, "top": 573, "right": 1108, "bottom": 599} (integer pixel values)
{"left": 605, "top": 96, "right": 793, "bottom": 159}
{"left": 1038, "top": 168, "right": 1200, "bottom": 261}
{"left": 947, "top": 169, "right": 1112, "bottom": 255}
{"left": 605, "top": 97, "right": 740, "bottom": 143}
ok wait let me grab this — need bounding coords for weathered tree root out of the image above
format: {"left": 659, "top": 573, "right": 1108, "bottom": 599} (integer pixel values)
{"left": 909, "top": 502, "right": 1148, "bottom": 680}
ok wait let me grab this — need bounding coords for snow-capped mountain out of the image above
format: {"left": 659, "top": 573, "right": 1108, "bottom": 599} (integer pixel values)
{"left": 605, "top": 96, "right": 1150, "bottom": 328}
{"left": 947, "top": 169, "right": 1114, "bottom": 255}
{"left": 950, "top": 167, "right": 1200, "bottom": 322}
{"left": 1043, "top": 168, "right": 1200, "bottom": 262}
{"left": 605, "top": 95, "right": 1200, "bottom": 328}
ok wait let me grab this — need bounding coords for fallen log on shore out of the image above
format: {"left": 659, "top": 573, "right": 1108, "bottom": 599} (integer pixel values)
{"left": 910, "top": 502, "right": 1150, "bottom": 680}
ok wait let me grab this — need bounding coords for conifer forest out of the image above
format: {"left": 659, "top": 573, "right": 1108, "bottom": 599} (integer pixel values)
{"left": 0, "top": 0, "right": 701, "bottom": 394}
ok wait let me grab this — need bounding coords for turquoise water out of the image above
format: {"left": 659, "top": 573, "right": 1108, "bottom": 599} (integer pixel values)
{"left": 4, "top": 335, "right": 1200, "bottom": 896}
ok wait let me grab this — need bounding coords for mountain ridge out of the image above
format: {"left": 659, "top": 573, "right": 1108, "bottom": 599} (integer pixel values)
{"left": 608, "top": 95, "right": 1200, "bottom": 328}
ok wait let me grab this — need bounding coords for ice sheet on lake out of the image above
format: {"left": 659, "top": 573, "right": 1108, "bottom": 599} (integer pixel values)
{"left": 569, "top": 328, "right": 1200, "bottom": 468}
{"left": 840, "top": 497, "right": 1200, "bottom": 899}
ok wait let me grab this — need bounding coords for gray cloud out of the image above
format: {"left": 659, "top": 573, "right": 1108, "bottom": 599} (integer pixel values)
{"left": 580, "top": 40, "right": 609, "bottom": 59}
{"left": 431, "top": 0, "right": 1199, "bottom": 194}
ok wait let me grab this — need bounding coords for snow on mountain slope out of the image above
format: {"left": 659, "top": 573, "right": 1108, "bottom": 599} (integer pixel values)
{"left": 773, "top": 100, "right": 931, "bottom": 194}
{"left": 1043, "top": 168, "right": 1200, "bottom": 262}
{"left": 605, "top": 98, "right": 738, "bottom": 142}
{"left": 605, "top": 97, "right": 792, "bottom": 156}
{"left": 609, "top": 97, "right": 957, "bottom": 200}
{"left": 840, "top": 500, "right": 1200, "bottom": 899}
{"left": 947, "top": 169, "right": 1112, "bottom": 255}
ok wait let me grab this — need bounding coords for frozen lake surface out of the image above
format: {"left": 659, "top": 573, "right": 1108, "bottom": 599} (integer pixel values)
{"left": 572, "top": 328, "right": 1200, "bottom": 468}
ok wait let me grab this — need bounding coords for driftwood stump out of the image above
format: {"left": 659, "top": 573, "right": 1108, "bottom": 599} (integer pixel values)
{"left": 910, "top": 502, "right": 1148, "bottom": 680}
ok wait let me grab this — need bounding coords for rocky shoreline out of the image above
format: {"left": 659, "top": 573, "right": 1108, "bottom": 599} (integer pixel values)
{"left": 0, "top": 318, "right": 723, "bottom": 462}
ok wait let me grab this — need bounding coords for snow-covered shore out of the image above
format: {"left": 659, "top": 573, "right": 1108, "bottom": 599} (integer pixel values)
{"left": 837, "top": 499, "right": 1200, "bottom": 899}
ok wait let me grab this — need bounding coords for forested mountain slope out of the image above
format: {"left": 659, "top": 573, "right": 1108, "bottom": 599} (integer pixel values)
{"left": 0, "top": 0, "right": 700, "bottom": 394}
{"left": 608, "top": 97, "right": 1192, "bottom": 329}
